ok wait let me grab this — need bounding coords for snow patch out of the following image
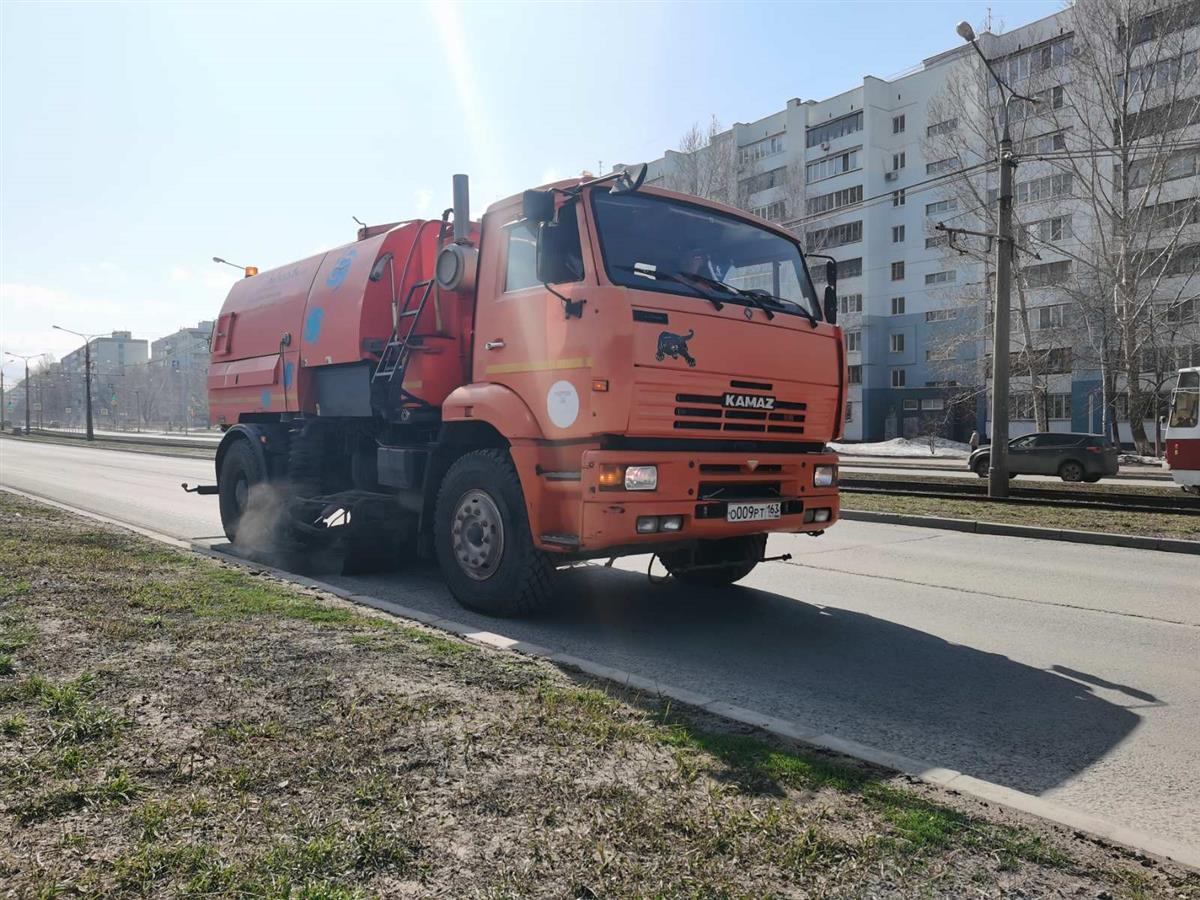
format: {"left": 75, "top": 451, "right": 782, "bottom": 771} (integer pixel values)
{"left": 829, "top": 437, "right": 972, "bottom": 459}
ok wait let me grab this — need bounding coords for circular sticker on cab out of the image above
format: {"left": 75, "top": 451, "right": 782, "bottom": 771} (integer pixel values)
{"left": 546, "top": 380, "right": 579, "bottom": 429}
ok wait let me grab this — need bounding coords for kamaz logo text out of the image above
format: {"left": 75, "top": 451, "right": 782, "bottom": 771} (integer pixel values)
{"left": 723, "top": 393, "right": 775, "bottom": 410}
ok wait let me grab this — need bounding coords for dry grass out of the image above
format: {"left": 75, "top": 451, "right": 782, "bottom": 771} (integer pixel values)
{"left": 2, "top": 492, "right": 1197, "bottom": 898}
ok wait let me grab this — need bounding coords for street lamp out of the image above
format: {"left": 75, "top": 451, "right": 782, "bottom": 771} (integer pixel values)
{"left": 4, "top": 351, "right": 39, "bottom": 434}
{"left": 955, "top": 21, "right": 1039, "bottom": 499}
{"left": 52, "top": 325, "right": 104, "bottom": 441}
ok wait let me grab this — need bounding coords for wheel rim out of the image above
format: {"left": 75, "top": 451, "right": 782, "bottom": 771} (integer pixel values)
{"left": 451, "top": 489, "right": 504, "bottom": 581}
{"left": 1063, "top": 463, "right": 1082, "bottom": 481}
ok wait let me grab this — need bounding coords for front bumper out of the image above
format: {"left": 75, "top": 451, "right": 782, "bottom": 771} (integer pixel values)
{"left": 577, "top": 449, "right": 839, "bottom": 551}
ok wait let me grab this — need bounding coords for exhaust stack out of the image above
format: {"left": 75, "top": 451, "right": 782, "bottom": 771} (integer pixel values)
{"left": 452, "top": 174, "right": 470, "bottom": 244}
{"left": 436, "top": 173, "right": 479, "bottom": 291}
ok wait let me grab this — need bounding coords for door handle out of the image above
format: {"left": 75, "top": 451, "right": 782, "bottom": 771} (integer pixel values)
{"left": 485, "top": 340, "right": 505, "bottom": 351}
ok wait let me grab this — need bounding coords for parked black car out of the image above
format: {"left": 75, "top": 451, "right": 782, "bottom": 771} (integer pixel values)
{"left": 968, "top": 433, "right": 1120, "bottom": 482}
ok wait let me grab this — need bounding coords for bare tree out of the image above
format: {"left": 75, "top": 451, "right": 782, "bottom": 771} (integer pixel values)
{"left": 664, "top": 116, "right": 739, "bottom": 205}
{"left": 924, "top": 0, "right": 1200, "bottom": 450}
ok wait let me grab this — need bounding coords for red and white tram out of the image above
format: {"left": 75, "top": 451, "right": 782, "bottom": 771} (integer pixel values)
{"left": 1165, "top": 366, "right": 1200, "bottom": 494}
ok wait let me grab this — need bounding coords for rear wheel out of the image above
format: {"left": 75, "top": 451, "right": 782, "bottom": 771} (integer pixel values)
{"left": 660, "top": 534, "right": 767, "bottom": 587}
{"left": 218, "top": 440, "right": 265, "bottom": 543}
{"left": 1059, "top": 460, "right": 1085, "bottom": 482}
{"left": 434, "top": 449, "right": 555, "bottom": 616}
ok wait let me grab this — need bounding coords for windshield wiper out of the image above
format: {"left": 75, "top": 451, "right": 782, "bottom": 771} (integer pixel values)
{"left": 680, "top": 273, "right": 779, "bottom": 321}
{"left": 616, "top": 266, "right": 724, "bottom": 310}
{"left": 743, "top": 288, "right": 819, "bottom": 328}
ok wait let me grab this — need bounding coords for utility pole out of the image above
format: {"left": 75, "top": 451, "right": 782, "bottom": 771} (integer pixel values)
{"left": 4, "top": 352, "right": 37, "bottom": 434}
{"left": 53, "top": 325, "right": 101, "bottom": 441}
{"left": 949, "top": 21, "right": 1039, "bottom": 498}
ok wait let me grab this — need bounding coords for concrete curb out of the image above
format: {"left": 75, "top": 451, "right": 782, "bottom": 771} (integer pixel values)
{"left": 5, "top": 486, "right": 1197, "bottom": 872}
{"left": 841, "top": 509, "right": 1200, "bottom": 555}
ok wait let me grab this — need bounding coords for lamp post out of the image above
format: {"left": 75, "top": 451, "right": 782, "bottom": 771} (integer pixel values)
{"left": 955, "top": 21, "right": 1038, "bottom": 499}
{"left": 4, "top": 352, "right": 38, "bottom": 434}
{"left": 53, "top": 326, "right": 104, "bottom": 441}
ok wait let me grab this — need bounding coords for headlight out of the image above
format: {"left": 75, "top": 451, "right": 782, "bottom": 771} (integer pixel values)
{"left": 624, "top": 465, "right": 658, "bottom": 491}
{"left": 814, "top": 465, "right": 836, "bottom": 488}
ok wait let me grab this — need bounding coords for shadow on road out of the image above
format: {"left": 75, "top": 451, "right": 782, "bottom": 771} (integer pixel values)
{"left": 211, "top": 542, "right": 1141, "bottom": 797}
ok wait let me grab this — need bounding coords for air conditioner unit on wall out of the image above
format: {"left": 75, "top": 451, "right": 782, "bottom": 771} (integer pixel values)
{"left": 884, "top": 170, "right": 898, "bottom": 182}
{"left": 821, "top": 142, "right": 830, "bottom": 151}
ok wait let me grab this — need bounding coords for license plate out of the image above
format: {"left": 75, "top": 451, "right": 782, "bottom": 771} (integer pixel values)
{"left": 726, "top": 501, "right": 781, "bottom": 523}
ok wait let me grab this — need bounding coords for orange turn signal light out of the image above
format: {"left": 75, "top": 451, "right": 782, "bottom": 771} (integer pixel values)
{"left": 598, "top": 464, "right": 624, "bottom": 489}
{"left": 592, "top": 379, "right": 609, "bottom": 392}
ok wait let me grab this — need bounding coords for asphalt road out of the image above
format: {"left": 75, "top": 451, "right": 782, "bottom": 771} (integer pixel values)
{"left": 2, "top": 435, "right": 1197, "bottom": 851}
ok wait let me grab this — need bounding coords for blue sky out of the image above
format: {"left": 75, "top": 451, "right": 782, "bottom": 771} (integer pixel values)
{"left": 0, "top": 0, "right": 1063, "bottom": 377}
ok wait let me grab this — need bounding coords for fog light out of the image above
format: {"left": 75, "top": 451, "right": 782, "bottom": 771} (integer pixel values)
{"left": 624, "top": 465, "right": 658, "bottom": 491}
{"left": 813, "top": 508, "right": 831, "bottom": 523}
{"left": 814, "top": 465, "right": 836, "bottom": 487}
{"left": 803, "top": 509, "right": 816, "bottom": 523}
{"left": 636, "top": 516, "right": 660, "bottom": 534}
{"left": 659, "top": 515, "right": 683, "bottom": 532}
{"left": 598, "top": 465, "right": 624, "bottom": 490}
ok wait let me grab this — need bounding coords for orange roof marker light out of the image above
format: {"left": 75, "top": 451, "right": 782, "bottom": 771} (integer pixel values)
{"left": 212, "top": 256, "right": 257, "bottom": 278}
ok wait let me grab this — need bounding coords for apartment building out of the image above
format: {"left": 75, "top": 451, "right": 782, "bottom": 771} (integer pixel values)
{"left": 151, "top": 321, "right": 214, "bottom": 426}
{"left": 626, "top": 2, "right": 1199, "bottom": 444}
{"left": 59, "top": 330, "right": 148, "bottom": 377}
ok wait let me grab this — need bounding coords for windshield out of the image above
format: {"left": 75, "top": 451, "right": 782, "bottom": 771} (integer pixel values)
{"left": 591, "top": 189, "right": 821, "bottom": 320}
{"left": 1169, "top": 370, "right": 1199, "bottom": 429}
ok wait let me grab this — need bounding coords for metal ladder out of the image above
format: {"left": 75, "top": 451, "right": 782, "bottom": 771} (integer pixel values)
{"left": 372, "top": 279, "right": 434, "bottom": 392}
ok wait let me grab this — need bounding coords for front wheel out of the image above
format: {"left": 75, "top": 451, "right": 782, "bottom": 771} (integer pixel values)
{"left": 659, "top": 534, "right": 767, "bottom": 587}
{"left": 434, "top": 449, "right": 556, "bottom": 616}
{"left": 973, "top": 457, "right": 989, "bottom": 478}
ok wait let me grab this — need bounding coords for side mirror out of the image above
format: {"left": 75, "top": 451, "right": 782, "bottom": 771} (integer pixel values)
{"left": 824, "top": 286, "right": 838, "bottom": 325}
{"left": 825, "top": 259, "right": 838, "bottom": 288}
{"left": 611, "top": 163, "right": 648, "bottom": 195}
{"left": 536, "top": 221, "right": 580, "bottom": 284}
{"left": 523, "top": 189, "right": 555, "bottom": 223}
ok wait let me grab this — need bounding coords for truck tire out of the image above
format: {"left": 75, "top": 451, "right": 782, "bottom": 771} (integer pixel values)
{"left": 218, "top": 439, "right": 265, "bottom": 543}
{"left": 660, "top": 534, "right": 767, "bottom": 587}
{"left": 434, "top": 449, "right": 556, "bottom": 616}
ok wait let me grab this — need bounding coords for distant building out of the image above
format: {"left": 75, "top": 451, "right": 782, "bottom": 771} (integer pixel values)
{"left": 60, "top": 330, "right": 148, "bottom": 376}
{"left": 151, "top": 321, "right": 213, "bottom": 426}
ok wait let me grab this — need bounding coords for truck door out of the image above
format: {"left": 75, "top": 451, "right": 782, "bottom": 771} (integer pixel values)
{"left": 473, "top": 201, "right": 593, "bottom": 439}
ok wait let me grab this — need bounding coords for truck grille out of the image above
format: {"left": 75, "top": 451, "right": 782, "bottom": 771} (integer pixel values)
{"left": 674, "top": 388, "right": 807, "bottom": 435}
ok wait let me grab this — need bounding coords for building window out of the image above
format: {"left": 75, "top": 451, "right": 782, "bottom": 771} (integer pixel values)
{"left": 924, "top": 308, "right": 959, "bottom": 322}
{"left": 846, "top": 330, "right": 862, "bottom": 351}
{"left": 1015, "top": 130, "right": 1068, "bottom": 156}
{"left": 891, "top": 296, "right": 906, "bottom": 315}
{"left": 806, "top": 111, "right": 864, "bottom": 148}
{"left": 738, "top": 166, "right": 788, "bottom": 196}
{"left": 892, "top": 225, "right": 905, "bottom": 243}
{"left": 926, "top": 157, "right": 959, "bottom": 175}
{"left": 892, "top": 151, "right": 906, "bottom": 171}
{"left": 1033, "top": 303, "right": 1069, "bottom": 329}
{"left": 892, "top": 189, "right": 906, "bottom": 207}
{"left": 805, "top": 146, "right": 862, "bottom": 183}
{"left": 848, "top": 365, "right": 863, "bottom": 384}
{"left": 840, "top": 258, "right": 863, "bottom": 278}
{"left": 925, "top": 197, "right": 958, "bottom": 216}
{"left": 845, "top": 401, "right": 854, "bottom": 423}
{"left": 1024, "top": 260, "right": 1071, "bottom": 287}
{"left": 903, "top": 398, "right": 919, "bottom": 410}
{"left": 805, "top": 184, "right": 863, "bottom": 216}
{"left": 893, "top": 114, "right": 906, "bottom": 134}
{"left": 890, "top": 333, "right": 905, "bottom": 352}
{"left": 738, "top": 134, "right": 785, "bottom": 164}
{"left": 1010, "top": 392, "right": 1072, "bottom": 420}
{"left": 927, "top": 118, "right": 958, "bottom": 137}
{"left": 840, "top": 293, "right": 863, "bottom": 314}
{"left": 925, "top": 234, "right": 949, "bottom": 249}
{"left": 806, "top": 220, "right": 863, "bottom": 250}
{"left": 921, "top": 397, "right": 945, "bottom": 411}
{"left": 750, "top": 200, "right": 787, "bottom": 221}
{"left": 925, "top": 270, "right": 956, "bottom": 285}
{"left": 891, "top": 261, "right": 905, "bottom": 281}
{"left": 891, "top": 369, "right": 907, "bottom": 387}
